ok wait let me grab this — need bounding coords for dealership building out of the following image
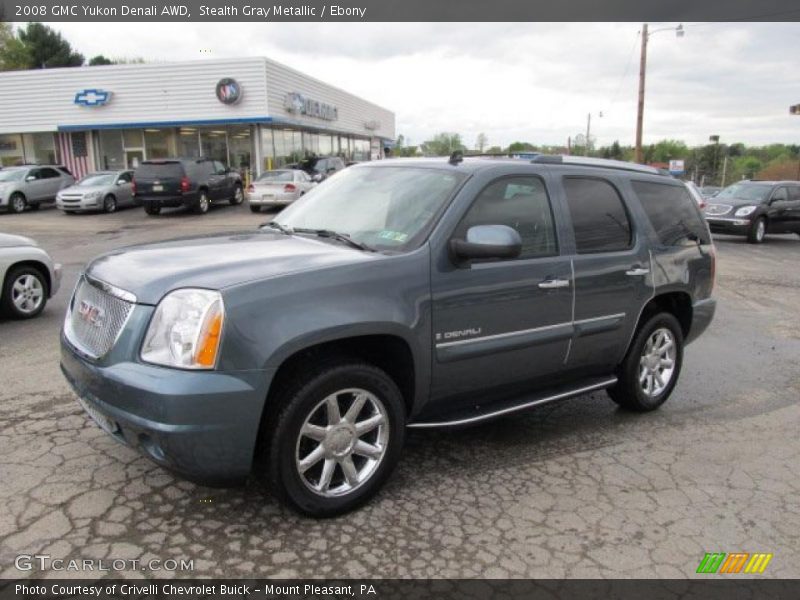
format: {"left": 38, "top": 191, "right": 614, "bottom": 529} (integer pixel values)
{"left": 0, "top": 57, "right": 395, "bottom": 179}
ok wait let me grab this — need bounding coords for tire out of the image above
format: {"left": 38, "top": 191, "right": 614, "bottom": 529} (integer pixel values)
{"left": 195, "top": 190, "right": 209, "bottom": 214}
{"left": 1, "top": 266, "right": 47, "bottom": 319}
{"left": 747, "top": 217, "right": 766, "bottom": 244}
{"left": 249, "top": 205, "right": 261, "bottom": 213}
{"left": 9, "top": 193, "right": 26, "bottom": 214}
{"left": 103, "top": 194, "right": 117, "bottom": 214}
{"left": 144, "top": 203, "right": 161, "bottom": 216}
{"left": 607, "top": 312, "right": 684, "bottom": 412}
{"left": 230, "top": 185, "right": 244, "bottom": 206}
{"left": 264, "top": 361, "right": 406, "bottom": 517}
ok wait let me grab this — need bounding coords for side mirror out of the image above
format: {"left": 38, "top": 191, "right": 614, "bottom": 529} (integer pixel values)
{"left": 450, "top": 225, "right": 522, "bottom": 262}
{"left": 312, "top": 173, "right": 324, "bottom": 183}
{"left": 116, "top": 180, "right": 125, "bottom": 186}
{"left": 25, "top": 175, "right": 36, "bottom": 182}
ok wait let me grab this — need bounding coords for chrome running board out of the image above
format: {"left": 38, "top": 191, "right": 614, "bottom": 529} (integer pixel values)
{"left": 407, "top": 377, "right": 617, "bottom": 429}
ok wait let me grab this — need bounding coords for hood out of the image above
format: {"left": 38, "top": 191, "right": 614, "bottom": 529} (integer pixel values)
{"left": 86, "top": 231, "right": 377, "bottom": 305}
{"left": 59, "top": 184, "right": 107, "bottom": 195}
{"left": 708, "top": 196, "right": 766, "bottom": 209}
{"left": 0, "top": 233, "right": 37, "bottom": 248}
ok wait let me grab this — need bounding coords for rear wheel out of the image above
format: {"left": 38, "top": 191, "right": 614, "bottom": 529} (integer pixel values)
{"left": 249, "top": 205, "right": 261, "bottom": 213}
{"left": 264, "top": 361, "right": 405, "bottom": 517}
{"left": 103, "top": 194, "right": 117, "bottom": 213}
{"left": 195, "top": 191, "right": 209, "bottom": 214}
{"left": 747, "top": 217, "right": 766, "bottom": 244}
{"left": 144, "top": 203, "right": 161, "bottom": 215}
{"left": 9, "top": 193, "right": 26, "bottom": 214}
{"left": 608, "top": 312, "right": 684, "bottom": 412}
{"left": 230, "top": 185, "right": 244, "bottom": 205}
{"left": 2, "top": 266, "right": 47, "bottom": 319}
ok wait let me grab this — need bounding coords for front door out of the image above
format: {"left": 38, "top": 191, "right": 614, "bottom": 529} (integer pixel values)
{"left": 430, "top": 175, "right": 573, "bottom": 402}
{"left": 767, "top": 186, "right": 794, "bottom": 232}
{"left": 558, "top": 175, "right": 653, "bottom": 372}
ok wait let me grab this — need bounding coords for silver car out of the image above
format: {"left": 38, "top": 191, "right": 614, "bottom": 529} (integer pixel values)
{"left": 0, "top": 233, "right": 61, "bottom": 319}
{"left": 57, "top": 170, "right": 136, "bottom": 214}
{"left": 247, "top": 169, "right": 315, "bottom": 212}
{"left": 0, "top": 165, "right": 75, "bottom": 214}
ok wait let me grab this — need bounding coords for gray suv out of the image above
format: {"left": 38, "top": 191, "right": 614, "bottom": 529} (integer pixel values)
{"left": 60, "top": 155, "right": 716, "bottom": 516}
{"left": 0, "top": 165, "right": 75, "bottom": 213}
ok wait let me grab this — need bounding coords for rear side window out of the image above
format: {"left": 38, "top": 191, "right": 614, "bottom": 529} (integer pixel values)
{"left": 136, "top": 162, "right": 184, "bottom": 179}
{"left": 563, "top": 177, "right": 632, "bottom": 253}
{"left": 632, "top": 181, "right": 710, "bottom": 246}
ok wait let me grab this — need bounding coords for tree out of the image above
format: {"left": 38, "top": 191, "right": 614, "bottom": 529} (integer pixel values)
{"left": 508, "top": 141, "right": 537, "bottom": 153}
{"left": 17, "top": 23, "right": 83, "bottom": 68}
{"left": 0, "top": 21, "right": 31, "bottom": 71}
{"left": 486, "top": 145, "right": 503, "bottom": 154}
{"left": 89, "top": 54, "right": 114, "bottom": 66}
{"left": 475, "top": 133, "right": 488, "bottom": 152}
{"left": 420, "top": 133, "right": 465, "bottom": 156}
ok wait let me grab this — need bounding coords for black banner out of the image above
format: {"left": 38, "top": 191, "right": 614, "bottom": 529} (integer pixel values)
{"left": 3, "top": 580, "right": 800, "bottom": 600}
{"left": 1, "top": 0, "right": 800, "bottom": 22}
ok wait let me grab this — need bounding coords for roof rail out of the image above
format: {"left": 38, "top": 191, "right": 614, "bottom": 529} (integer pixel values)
{"left": 530, "top": 155, "right": 666, "bottom": 176}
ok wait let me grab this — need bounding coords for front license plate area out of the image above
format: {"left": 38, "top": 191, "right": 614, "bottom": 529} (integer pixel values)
{"left": 77, "top": 396, "right": 119, "bottom": 435}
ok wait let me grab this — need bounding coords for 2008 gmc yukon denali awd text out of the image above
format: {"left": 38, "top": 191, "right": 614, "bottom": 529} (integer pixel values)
{"left": 61, "top": 155, "right": 716, "bottom": 516}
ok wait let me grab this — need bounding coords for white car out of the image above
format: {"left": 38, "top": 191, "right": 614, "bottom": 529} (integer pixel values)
{"left": 0, "top": 234, "right": 61, "bottom": 319}
{"left": 56, "top": 170, "right": 136, "bottom": 214}
{"left": 0, "top": 165, "right": 75, "bottom": 213}
{"left": 247, "top": 169, "right": 315, "bottom": 213}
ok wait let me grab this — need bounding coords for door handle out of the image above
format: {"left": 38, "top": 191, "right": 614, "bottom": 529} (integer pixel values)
{"left": 538, "top": 278, "right": 570, "bottom": 289}
{"left": 625, "top": 267, "right": 650, "bottom": 276}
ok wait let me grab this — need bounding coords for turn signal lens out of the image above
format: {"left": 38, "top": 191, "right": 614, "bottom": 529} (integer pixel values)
{"left": 195, "top": 310, "right": 223, "bottom": 367}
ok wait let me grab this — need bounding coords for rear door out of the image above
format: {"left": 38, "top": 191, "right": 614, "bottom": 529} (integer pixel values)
{"left": 559, "top": 174, "right": 653, "bottom": 373}
{"left": 788, "top": 185, "right": 800, "bottom": 231}
{"left": 209, "top": 161, "right": 229, "bottom": 200}
{"left": 38, "top": 167, "right": 64, "bottom": 201}
{"left": 430, "top": 174, "right": 574, "bottom": 402}
{"left": 24, "top": 168, "right": 47, "bottom": 201}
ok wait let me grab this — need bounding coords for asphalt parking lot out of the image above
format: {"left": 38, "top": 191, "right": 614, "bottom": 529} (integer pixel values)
{"left": 1, "top": 203, "right": 799, "bottom": 579}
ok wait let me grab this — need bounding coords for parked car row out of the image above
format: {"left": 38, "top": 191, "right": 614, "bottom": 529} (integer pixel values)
{"left": 1, "top": 155, "right": 346, "bottom": 216}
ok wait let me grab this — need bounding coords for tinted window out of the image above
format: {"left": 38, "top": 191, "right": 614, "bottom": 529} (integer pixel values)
{"left": 257, "top": 171, "right": 294, "bottom": 182}
{"left": 632, "top": 181, "right": 710, "bottom": 246}
{"left": 117, "top": 171, "right": 133, "bottom": 183}
{"left": 457, "top": 176, "right": 557, "bottom": 260}
{"left": 788, "top": 186, "right": 800, "bottom": 201}
{"left": 563, "top": 177, "right": 632, "bottom": 253}
{"left": 771, "top": 187, "right": 788, "bottom": 202}
{"left": 716, "top": 183, "right": 771, "bottom": 202}
{"left": 213, "top": 161, "right": 226, "bottom": 174}
{"left": 136, "top": 162, "right": 184, "bottom": 179}
{"left": 40, "top": 168, "right": 60, "bottom": 179}
{"left": 27, "top": 168, "right": 42, "bottom": 180}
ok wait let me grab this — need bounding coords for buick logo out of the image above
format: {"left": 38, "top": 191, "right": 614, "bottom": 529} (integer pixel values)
{"left": 215, "top": 78, "right": 243, "bottom": 105}
{"left": 77, "top": 300, "right": 104, "bottom": 327}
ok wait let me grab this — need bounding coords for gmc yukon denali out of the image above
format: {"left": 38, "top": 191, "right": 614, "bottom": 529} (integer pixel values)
{"left": 61, "top": 155, "right": 716, "bottom": 516}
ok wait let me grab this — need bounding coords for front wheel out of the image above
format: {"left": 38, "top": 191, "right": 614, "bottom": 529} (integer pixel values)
{"left": 747, "top": 217, "right": 766, "bottom": 244}
{"left": 230, "top": 185, "right": 244, "bottom": 205}
{"left": 2, "top": 266, "right": 47, "bottom": 319}
{"left": 103, "top": 195, "right": 117, "bottom": 213}
{"left": 265, "top": 362, "right": 406, "bottom": 517}
{"left": 607, "top": 312, "right": 684, "bottom": 412}
{"left": 9, "top": 193, "right": 26, "bottom": 214}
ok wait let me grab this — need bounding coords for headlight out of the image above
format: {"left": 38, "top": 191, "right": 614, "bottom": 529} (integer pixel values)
{"left": 141, "top": 289, "right": 224, "bottom": 369}
{"left": 734, "top": 206, "right": 757, "bottom": 217}
{"left": 85, "top": 191, "right": 102, "bottom": 200}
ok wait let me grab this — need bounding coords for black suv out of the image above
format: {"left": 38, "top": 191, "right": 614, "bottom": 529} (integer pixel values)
{"left": 703, "top": 180, "right": 800, "bottom": 243}
{"left": 62, "top": 155, "right": 716, "bottom": 516}
{"left": 133, "top": 158, "right": 244, "bottom": 215}
{"left": 290, "top": 155, "right": 346, "bottom": 182}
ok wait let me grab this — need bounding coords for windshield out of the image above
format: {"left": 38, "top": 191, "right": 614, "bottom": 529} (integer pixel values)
{"left": 77, "top": 173, "right": 116, "bottom": 187}
{"left": 0, "top": 169, "right": 26, "bottom": 182}
{"left": 273, "top": 166, "right": 466, "bottom": 251}
{"left": 716, "top": 183, "right": 771, "bottom": 202}
{"left": 257, "top": 171, "right": 293, "bottom": 182}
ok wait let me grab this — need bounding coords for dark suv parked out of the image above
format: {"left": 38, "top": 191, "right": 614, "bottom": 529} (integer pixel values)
{"left": 61, "top": 155, "right": 716, "bottom": 516}
{"left": 290, "top": 155, "right": 346, "bottom": 182}
{"left": 133, "top": 158, "right": 243, "bottom": 215}
{"left": 703, "top": 180, "right": 800, "bottom": 243}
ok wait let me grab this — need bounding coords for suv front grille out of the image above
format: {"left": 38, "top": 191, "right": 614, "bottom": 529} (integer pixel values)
{"left": 64, "top": 276, "right": 135, "bottom": 359}
{"left": 705, "top": 203, "right": 732, "bottom": 216}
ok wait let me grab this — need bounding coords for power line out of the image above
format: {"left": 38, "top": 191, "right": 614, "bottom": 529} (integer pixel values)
{"left": 607, "top": 29, "right": 641, "bottom": 107}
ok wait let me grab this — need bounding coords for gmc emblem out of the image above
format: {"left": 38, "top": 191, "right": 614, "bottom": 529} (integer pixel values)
{"left": 77, "top": 300, "right": 104, "bottom": 327}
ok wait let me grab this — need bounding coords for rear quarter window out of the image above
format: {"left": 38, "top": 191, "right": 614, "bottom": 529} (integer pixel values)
{"left": 631, "top": 180, "right": 710, "bottom": 246}
{"left": 563, "top": 177, "right": 632, "bottom": 253}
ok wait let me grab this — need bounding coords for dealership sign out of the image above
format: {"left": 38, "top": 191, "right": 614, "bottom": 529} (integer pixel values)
{"left": 669, "top": 159, "right": 685, "bottom": 175}
{"left": 74, "top": 89, "right": 112, "bottom": 107}
{"left": 216, "top": 78, "right": 243, "bottom": 105}
{"left": 284, "top": 92, "right": 338, "bottom": 121}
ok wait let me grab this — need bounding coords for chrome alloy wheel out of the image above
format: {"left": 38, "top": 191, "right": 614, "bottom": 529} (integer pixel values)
{"left": 638, "top": 327, "right": 676, "bottom": 397}
{"left": 755, "top": 219, "right": 765, "bottom": 242}
{"left": 11, "top": 273, "right": 44, "bottom": 314}
{"left": 295, "top": 388, "right": 389, "bottom": 497}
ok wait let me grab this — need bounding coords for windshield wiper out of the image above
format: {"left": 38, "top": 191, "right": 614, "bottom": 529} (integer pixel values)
{"left": 261, "top": 221, "right": 293, "bottom": 235}
{"left": 292, "top": 228, "right": 374, "bottom": 252}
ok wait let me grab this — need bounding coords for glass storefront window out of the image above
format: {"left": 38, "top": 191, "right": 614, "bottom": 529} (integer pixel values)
{"left": 144, "top": 129, "right": 173, "bottom": 159}
{"left": 20, "top": 133, "right": 57, "bottom": 165}
{"left": 122, "top": 129, "right": 144, "bottom": 149}
{"left": 0, "top": 134, "right": 24, "bottom": 167}
{"left": 178, "top": 128, "right": 200, "bottom": 158}
{"left": 200, "top": 129, "right": 228, "bottom": 164}
{"left": 318, "top": 134, "right": 334, "bottom": 157}
{"left": 353, "top": 138, "right": 371, "bottom": 161}
{"left": 228, "top": 126, "right": 251, "bottom": 171}
{"left": 98, "top": 130, "right": 125, "bottom": 170}
{"left": 269, "top": 129, "right": 303, "bottom": 168}
{"left": 338, "top": 136, "right": 351, "bottom": 160}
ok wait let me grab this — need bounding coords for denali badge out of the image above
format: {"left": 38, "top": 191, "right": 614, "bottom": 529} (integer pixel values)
{"left": 435, "top": 328, "right": 482, "bottom": 341}
{"left": 77, "top": 300, "right": 105, "bottom": 327}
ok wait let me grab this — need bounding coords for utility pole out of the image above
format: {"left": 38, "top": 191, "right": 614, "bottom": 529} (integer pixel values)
{"left": 634, "top": 23, "right": 648, "bottom": 164}
{"left": 585, "top": 113, "right": 592, "bottom": 156}
{"left": 721, "top": 155, "right": 728, "bottom": 187}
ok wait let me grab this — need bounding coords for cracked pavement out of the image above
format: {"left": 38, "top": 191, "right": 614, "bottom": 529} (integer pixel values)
{"left": 1, "top": 205, "right": 799, "bottom": 579}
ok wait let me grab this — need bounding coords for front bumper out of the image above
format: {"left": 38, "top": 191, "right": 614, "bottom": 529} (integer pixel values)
{"left": 57, "top": 198, "right": 100, "bottom": 211}
{"left": 247, "top": 194, "right": 296, "bottom": 206}
{"left": 705, "top": 216, "right": 751, "bottom": 235}
{"left": 60, "top": 336, "right": 272, "bottom": 486}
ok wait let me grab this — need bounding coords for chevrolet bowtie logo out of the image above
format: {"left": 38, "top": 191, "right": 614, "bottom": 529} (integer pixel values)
{"left": 74, "top": 89, "right": 112, "bottom": 107}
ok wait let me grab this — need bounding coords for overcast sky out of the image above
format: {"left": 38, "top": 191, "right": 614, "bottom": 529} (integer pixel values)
{"left": 37, "top": 22, "right": 800, "bottom": 149}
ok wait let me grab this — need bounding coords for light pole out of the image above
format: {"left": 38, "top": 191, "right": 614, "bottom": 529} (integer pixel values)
{"left": 709, "top": 134, "right": 720, "bottom": 185}
{"left": 791, "top": 104, "right": 800, "bottom": 179}
{"left": 634, "top": 23, "right": 684, "bottom": 164}
{"left": 585, "top": 111, "right": 602, "bottom": 156}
